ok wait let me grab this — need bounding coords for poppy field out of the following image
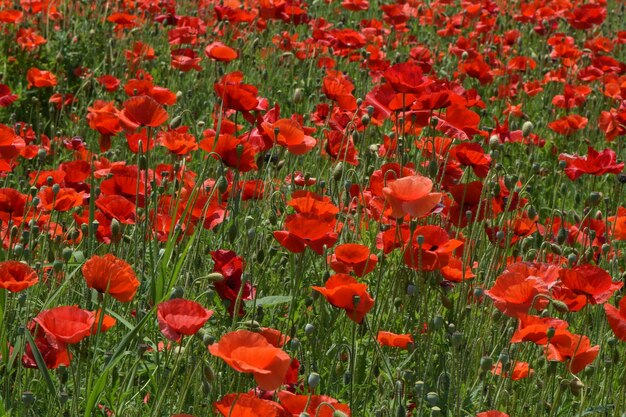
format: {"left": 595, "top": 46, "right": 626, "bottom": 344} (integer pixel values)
{"left": 1, "top": 0, "right": 626, "bottom": 416}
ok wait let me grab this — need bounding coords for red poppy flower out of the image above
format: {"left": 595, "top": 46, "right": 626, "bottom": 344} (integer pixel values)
{"left": 0, "top": 187, "right": 27, "bottom": 223}
{"left": 204, "top": 42, "right": 238, "bottom": 62}
{"left": 211, "top": 250, "right": 255, "bottom": 316}
{"left": 545, "top": 330, "right": 599, "bottom": 374}
{"left": 33, "top": 306, "right": 95, "bottom": 344}
{"left": 278, "top": 391, "right": 351, "bottom": 417}
{"left": 451, "top": 142, "right": 492, "bottom": 178}
{"left": 322, "top": 71, "right": 357, "bottom": 111}
{"left": 95, "top": 195, "right": 136, "bottom": 224}
{"left": 323, "top": 130, "right": 359, "bottom": 166}
{"left": 261, "top": 118, "right": 317, "bottom": 155}
{"left": 382, "top": 175, "right": 442, "bottom": 219}
{"left": 491, "top": 361, "right": 534, "bottom": 380}
{"left": 209, "top": 330, "right": 292, "bottom": 391}
{"left": 0, "top": 84, "right": 18, "bottom": 107}
{"left": 214, "top": 393, "right": 285, "bottom": 417}
{"left": 377, "top": 331, "right": 413, "bottom": 349}
{"left": 274, "top": 213, "right": 338, "bottom": 255}
{"left": 158, "top": 126, "right": 198, "bottom": 155}
{"left": 119, "top": 95, "right": 169, "bottom": 132}
{"left": 0, "top": 261, "right": 38, "bottom": 292}
{"left": 329, "top": 243, "right": 378, "bottom": 276}
{"left": 548, "top": 114, "right": 587, "bottom": 135}
{"left": 199, "top": 132, "right": 258, "bottom": 172}
{"left": 403, "top": 226, "right": 463, "bottom": 272}
{"left": 384, "top": 61, "right": 433, "bottom": 94}
{"left": 214, "top": 71, "right": 259, "bottom": 113}
{"left": 608, "top": 207, "right": 626, "bottom": 241}
{"left": 38, "top": 187, "right": 84, "bottom": 212}
{"left": 476, "top": 411, "right": 509, "bottom": 417}
{"left": 605, "top": 298, "right": 626, "bottom": 341}
{"left": 558, "top": 147, "right": 624, "bottom": 181}
{"left": 485, "top": 269, "right": 550, "bottom": 318}
{"left": 82, "top": 254, "right": 139, "bottom": 302}
{"left": 157, "top": 298, "right": 213, "bottom": 342}
{"left": 22, "top": 334, "right": 71, "bottom": 369}
{"left": 171, "top": 48, "right": 202, "bottom": 72}
{"left": 26, "top": 68, "right": 57, "bottom": 88}
{"left": 558, "top": 265, "right": 622, "bottom": 305}
{"left": 510, "top": 315, "right": 569, "bottom": 345}
{"left": 97, "top": 75, "right": 120, "bottom": 92}
{"left": 312, "top": 273, "right": 374, "bottom": 323}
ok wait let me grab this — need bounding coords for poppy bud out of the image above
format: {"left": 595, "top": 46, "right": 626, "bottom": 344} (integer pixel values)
{"left": 333, "top": 411, "right": 349, "bottom": 417}
{"left": 569, "top": 379, "right": 584, "bottom": 396}
{"left": 489, "top": 135, "right": 500, "bottom": 149}
{"left": 37, "top": 148, "right": 47, "bottom": 161}
{"left": 332, "top": 162, "right": 344, "bottom": 181}
{"left": 426, "top": 392, "right": 439, "bottom": 406}
{"left": 552, "top": 300, "right": 569, "bottom": 313}
{"left": 216, "top": 176, "right": 228, "bottom": 194}
{"left": 343, "top": 371, "right": 352, "bottom": 385}
{"left": 111, "top": 218, "right": 122, "bottom": 241}
{"left": 450, "top": 331, "right": 463, "bottom": 348}
{"left": 356, "top": 98, "right": 363, "bottom": 107}
{"left": 440, "top": 293, "right": 453, "bottom": 310}
{"left": 308, "top": 372, "right": 321, "bottom": 388}
{"left": 480, "top": 356, "right": 493, "bottom": 372}
{"left": 407, "top": 283, "right": 416, "bottom": 296}
{"left": 206, "top": 272, "right": 224, "bottom": 283}
{"left": 430, "top": 406, "right": 441, "bottom": 417}
{"left": 169, "top": 115, "right": 183, "bottom": 129}
{"left": 293, "top": 88, "right": 303, "bottom": 104}
{"left": 22, "top": 392, "right": 35, "bottom": 407}
{"left": 461, "top": 51, "right": 469, "bottom": 60}
{"left": 618, "top": 174, "right": 626, "bottom": 184}
{"left": 558, "top": 160, "right": 567, "bottom": 169}
{"left": 427, "top": 159, "right": 438, "bottom": 177}
{"left": 170, "top": 286, "right": 184, "bottom": 299}
{"left": 300, "top": 413, "right": 311, "bottom": 417}
{"left": 361, "top": 114, "right": 370, "bottom": 126}
{"left": 587, "top": 191, "right": 602, "bottom": 206}
{"left": 13, "top": 244, "right": 23, "bottom": 257}
{"left": 522, "top": 121, "right": 533, "bottom": 137}
{"left": 550, "top": 244, "right": 562, "bottom": 256}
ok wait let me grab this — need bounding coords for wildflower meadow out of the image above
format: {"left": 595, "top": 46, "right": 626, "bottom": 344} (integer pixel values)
{"left": 0, "top": 0, "right": 625, "bottom": 416}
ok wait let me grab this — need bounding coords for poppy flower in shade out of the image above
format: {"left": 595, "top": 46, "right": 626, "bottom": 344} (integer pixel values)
{"left": 0, "top": 261, "right": 38, "bottom": 292}
{"left": 38, "top": 187, "right": 84, "bottom": 212}
{"left": 558, "top": 147, "right": 624, "bottom": 181}
{"left": 0, "top": 84, "right": 18, "bottom": 107}
{"left": 170, "top": 48, "right": 203, "bottom": 72}
{"left": 209, "top": 330, "right": 292, "bottom": 391}
{"left": 441, "top": 257, "right": 475, "bottom": 282}
{"left": 33, "top": 306, "right": 95, "bottom": 345}
{"left": 329, "top": 244, "right": 377, "bottom": 277}
{"left": 377, "top": 331, "right": 414, "bottom": 349}
{"left": 545, "top": 330, "right": 599, "bottom": 374}
{"left": 214, "top": 71, "right": 259, "bottom": 113}
{"left": 382, "top": 175, "right": 442, "bottom": 219}
{"left": 510, "top": 315, "right": 569, "bottom": 345}
{"left": 491, "top": 361, "right": 534, "bottom": 380}
{"left": 273, "top": 213, "right": 338, "bottom": 255}
{"left": 22, "top": 334, "right": 71, "bottom": 369}
{"left": 26, "top": 68, "right": 57, "bottom": 88}
{"left": 312, "top": 273, "right": 374, "bottom": 323}
{"left": 82, "top": 254, "right": 140, "bottom": 302}
{"left": 157, "top": 298, "right": 213, "bottom": 342}
{"left": 214, "top": 393, "right": 285, "bottom": 417}
{"left": 604, "top": 298, "right": 626, "bottom": 341}
{"left": 476, "top": 411, "right": 509, "bottom": 417}
{"left": 558, "top": 265, "right": 622, "bottom": 305}
{"left": 204, "top": 42, "right": 238, "bottom": 62}
{"left": 485, "top": 269, "right": 550, "bottom": 318}
{"left": 548, "top": 114, "right": 588, "bottom": 135}
{"left": 278, "top": 391, "right": 351, "bottom": 417}
{"left": 118, "top": 95, "right": 169, "bottom": 132}
{"left": 211, "top": 250, "right": 255, "bottom": 317}
{"left": 322, "top": 130, "right": 359, "bottom": 166}
{"left": 403, "top": 226, "right": 463, "bottom": 272}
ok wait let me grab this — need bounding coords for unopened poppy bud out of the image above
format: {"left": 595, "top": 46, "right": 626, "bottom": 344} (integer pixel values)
{"left": 498, "top": 351, "right": 510, "bottom": 366}
{"left": 206, "top": 272, "right": 224, "bottom": 283}
{"left": 343, "top": 371, "right": 352, "bottom": 385}
{"left": 451, "top": 331, "right": 463, "bottom": 348}
{"left": 480, "top": 356, "right": 493, "bottom": 372}
{"left": 602, "top": 243, "right": 611, "bottom": 254}
{"left": 308, "top": 372, "right": 321, "bottom": 388}
{"left": 558, "top": 160, "right": 567, "bottom": 169}
{"left": 37, "top": 148, "right": 47, "bottom": 160}
{"left": 552, "top": 300, "right": 569, "bottom": 313}
{"left": 618, "top": 173, "right": 626, "bottom": 184}
{"left": 169, "top": 115, "right": 183, "bottom": 129}
{"left": 496, "top": 230, "right": 505, "bottom": 241}
{"left": 305, "top": 323, "right": 315, "bottom": 335}
{"left": 489, "top": 135, "right": 500, "bottom": 149}
{"left": 216, "top": 176, "right": 228, "bottom": 194}
{"left": 550, "top": 244, "right": 562, "bottom": 255}
{"left": 440, "top": 293, "right": 453, "bottom": 310}
{"left": 587, "top": 191, "right": 602, "bottom": 206}
{"left": 332, "top": 162, "right": 344, "bottom": 181}
{"left": 427, "top": 159, "right": 439, "bottom": 177}
{"left": 333, "top": 411, "right": 349, "bottom": 417}
{"left": 170, "top": 286, "right": 184, "bottom": 299}
{"left": 53, "top": 259, "right": 64, "bottom": 272}
{"left": 13, "top": 244, "right": 23, "bottom": 257}
{"left": 356, "top": 98, "right": 363, "bottom": 107}
{"left": 367, "top": 105, "right": 374, "bottom": 116}
{"left": 300, "top": 413, "right": 311, "bottom": 417}
{"left": 430, "top": 406, "right": 441, "bottom": 417}
{"left": 22, "top": 391, "right": 35, "bottom": 407}
{"left": 176, "top": 91, "right": 184, "bottom": 100}
{"left": 293, "top": 88, "right": 303, "bottom": 104}
{"left": 522, "top": 121, "right": 533, "bottom": 137}
{"left": 407, "top": 283, "right": 416, "bottom": 296}
{"left": 461, "top": 51, "right": 469, "bottom": 60}
{"left": 361, "top": 114, "right": 370, "bottom": 126}
{"left": 569, "top": 379, "right": 584, "bottom": 396}
{"left": 426, "top": 392, "right": 439, "bottom": 406}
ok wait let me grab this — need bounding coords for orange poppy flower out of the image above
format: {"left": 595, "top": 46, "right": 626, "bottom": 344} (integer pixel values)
{"left": 510, "top": 315, "right": 569, "bottom": 345}
{"left": 82, "top": 254, "right": 139, "bottom": 302}
{"left": 118, "top": 95, "right": 169, "bottom": 132}
{"left": 278, "top": 391, "right": 351, "bottom": 417}
{"left": 608, "top": 207, "right": 626, "bottom": 240}
{"left": 545, "top": 330, "right": 599, "bottom": 374}
{"left": 199, "top": 132, "right": 258, "bottom": 172}
{"left": 22, "top": 334, "right": 71, "bottom": 370}
{"left": 214, "top": 393, "right": 284, "bottom": 417}
{"left": 208, "top": 330, "right": 292, "bottom": 391}
{"left": 157, "top": 298, "right": 213, "bottom": 342}
{"left": 158, "top": 126, "right": 198, "bottom": 156}
{"left": 476, "top": 412, "right": 509, "bottom": 417}
{"left": 261, "top": 118, "right": 316, "bottom": 155}
{"left": 0, "top": 261, "right": 38, "bottom": 292}
{"left": 604, "top": 297, "right": 626, "bottom": 341}
{"left": 485, "top": 269, "right": 550, "bottom": 318}
{"left": 0, "top": 187, "right": 27, "bottom": 223}
{"left": 273, "top": 213, "right": 338, "bottom": 255}
{"left": 26, "top": 68, "right": 57, "bottom": 88}
{"left": 558, "top": 265, "right": 622, "bottom": 305}
{"left": 204, "top": 42, "right": 238, "bottom": 62}
{"left": 382, "top": 175, "right": 441, "bottom": 219}
{"left": 491, "top": 361, "right": 534, "bottom": 380}
{"left": 33, "top": 306, "right": 95, "bottom": 344}
{"left": 312, "top": 273, "right": 374, "bottom": 323}
{"left": 403, "top": 226, "right": 463, "bottom": 272}
{"left": 377, "top": 331, "right": 413, "bottom": 349}
{"left": 548, "top": 114, "right": 587, "bottom": 135}
{"left": 329, "top": 243, "right": 378, "bottom": 276}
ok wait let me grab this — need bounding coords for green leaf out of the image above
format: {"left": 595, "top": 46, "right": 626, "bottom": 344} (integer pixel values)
{"left": 245, "top": 295, "right": 292, "bottom": 308}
